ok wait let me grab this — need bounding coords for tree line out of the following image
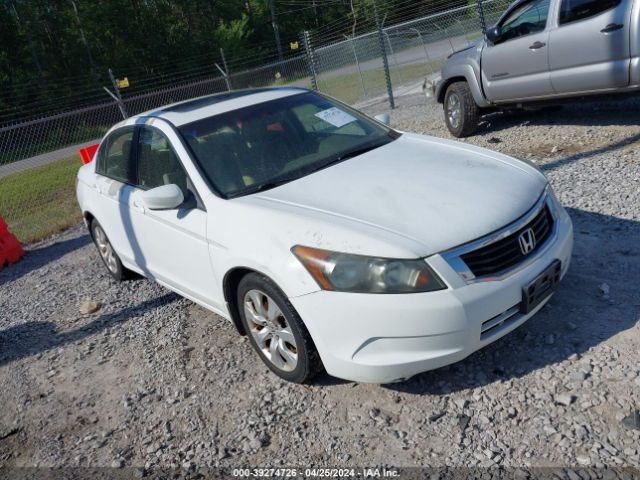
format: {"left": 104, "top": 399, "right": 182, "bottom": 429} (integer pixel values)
{"left": 1, "top": 0, "right": 470, "bottom": 121}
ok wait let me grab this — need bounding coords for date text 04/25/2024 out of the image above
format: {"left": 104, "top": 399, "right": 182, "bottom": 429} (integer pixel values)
{"left": 231, "top": 467, "right": 400, "bottom": 478}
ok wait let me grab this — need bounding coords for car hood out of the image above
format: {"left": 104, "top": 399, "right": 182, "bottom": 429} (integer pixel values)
{"left": 252, "top": 133, "right": 547, "bottom": 257}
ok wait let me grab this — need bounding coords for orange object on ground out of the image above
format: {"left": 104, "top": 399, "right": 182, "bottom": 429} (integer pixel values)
{"left": 79, "top": 143, "right": 99, "bottom": 164}
{"left": 0, "top": 216, "right": 24, "bottom": 270}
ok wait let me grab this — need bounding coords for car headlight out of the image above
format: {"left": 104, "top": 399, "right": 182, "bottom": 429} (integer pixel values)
{"left": 546, "top": 184, "right": 564, "bottom": 218}
{"left": 292, "top": 246, "right": 447, "bottom": 294}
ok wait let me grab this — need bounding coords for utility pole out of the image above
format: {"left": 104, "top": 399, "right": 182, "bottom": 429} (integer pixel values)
{"left": 9, "top": 0, "right": 44, "bottom": 83}
{"left": 312, "top": 0, "right": 318, "bottom": 28}
{"left": 269, "top": 0, "right": 284, "bottom": 62}
{"left": 70, "top": 0, "right": 97, "bottom": 79}
{"left": 244, "top": 0, "right": 255, "bottom": 27}
{"left": 372, "top": 0, "right": 394, "bottom": 109}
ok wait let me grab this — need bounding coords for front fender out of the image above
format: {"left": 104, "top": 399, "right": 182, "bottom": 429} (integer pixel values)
{"left": 437, "top": 43, "right": 491, "bottom": 108}
{"left": 437, "top": 65, "right": 491, "bottom": 108}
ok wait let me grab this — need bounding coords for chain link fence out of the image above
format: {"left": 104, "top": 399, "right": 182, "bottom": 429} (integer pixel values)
{"left": 0, "top": 0, "right": 508, "bottom": 244}
{"left": 310, "top": 0, "right": 511, "bottom": 106}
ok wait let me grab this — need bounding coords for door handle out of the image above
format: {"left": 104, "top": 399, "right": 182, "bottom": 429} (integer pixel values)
{"left": 529, "top": 41, "right": 546, "bottom": 50}
{"left": 601, "top": 23, "right": 624, "bottom": 33}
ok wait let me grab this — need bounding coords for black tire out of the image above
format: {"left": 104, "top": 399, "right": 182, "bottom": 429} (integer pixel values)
{"left": 237, "top": 272, "right": 322, "bottom": 383}
{"left": 444, "top": 81, "right": 480, "bottom": 138}
{"left": 89, "top": 219, "right": 134, "bottom": 282}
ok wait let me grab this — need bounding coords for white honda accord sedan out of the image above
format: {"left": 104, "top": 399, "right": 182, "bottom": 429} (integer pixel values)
{"left": 77, "top": 87, "right": 573, "bottom": 384}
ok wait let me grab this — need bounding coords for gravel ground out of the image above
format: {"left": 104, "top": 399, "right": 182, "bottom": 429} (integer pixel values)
{"left": 1, "top": 93, "right": 639, "bottom": 476}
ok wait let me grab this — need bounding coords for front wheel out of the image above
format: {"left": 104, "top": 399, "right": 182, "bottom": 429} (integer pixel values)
{"left": 444, "top": 81, "right": 480, "bottom": 138}
{"left": 237, "top": 273, "right": 322, "bottom": 383}
{"left": 90, "top": 219, "right": 134, "bottom": 281}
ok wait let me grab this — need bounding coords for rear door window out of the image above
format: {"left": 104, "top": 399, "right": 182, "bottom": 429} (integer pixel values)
{"left": 96, "top": 128, "right": 135, "bottom": 184}
{"left": 559, "top": 0, "right": 622, "bottom": 25}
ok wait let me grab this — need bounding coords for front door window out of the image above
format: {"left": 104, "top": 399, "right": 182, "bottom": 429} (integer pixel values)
{"left": 500, "top": 0, "right": 551, "bottom": 42}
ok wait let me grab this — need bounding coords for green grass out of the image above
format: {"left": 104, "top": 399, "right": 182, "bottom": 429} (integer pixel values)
{"left": 316, "top": 60, "right": 444, "bottom": 105}
{"left": 0, "top": 155, "right": 82, "bottom": 244}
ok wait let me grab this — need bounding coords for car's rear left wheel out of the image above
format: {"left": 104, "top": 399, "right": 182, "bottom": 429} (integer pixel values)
{"left": 237, "top": 273, "right": 322, "bottom": 383}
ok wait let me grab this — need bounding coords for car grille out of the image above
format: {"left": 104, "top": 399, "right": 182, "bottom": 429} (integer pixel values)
{"left": 461, "top": 205, "right": 554, "bottom": 278}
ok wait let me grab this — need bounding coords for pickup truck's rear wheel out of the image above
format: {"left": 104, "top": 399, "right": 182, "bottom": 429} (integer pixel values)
{"left": 444, "top": 81, "right": 480, "bottom": 138}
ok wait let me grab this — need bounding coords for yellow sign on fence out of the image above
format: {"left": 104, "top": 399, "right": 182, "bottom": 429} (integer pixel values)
{"left": 290, "top": 41, "right": 299, "bottom": 50}
{"left": 116, "top": 77, "right": 130, "bottom": 89}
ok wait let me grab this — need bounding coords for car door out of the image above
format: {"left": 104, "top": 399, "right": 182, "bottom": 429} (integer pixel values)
{"left": 130, "top": 123, "right": 218, "bottom": 306}
{"left": 549, "top": 0, "right": 631, "bottom": 94}
{"left": 481, "top": 0, "right": 554, "bottom": 102}
{"left": 93, "top": 127, "right": 139, "bottom": 267}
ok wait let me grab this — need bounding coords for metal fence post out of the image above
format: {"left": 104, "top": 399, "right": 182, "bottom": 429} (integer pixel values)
{"left": 108, "top": 68, "right": 128, "bottom": 119}
{"left": 220, "top": 48, "right": 233, "bottom": 90}
{"left": 346, "top": 36, "right": 366, "bottom": 98}
{"left": 409, "top": 28, "right": 433, "bottom": 75}
{"left": 302, "top": 31, "right": 319, "bottom": 91}
{"left": 372, "top": 0, "right": 394, "bottom": 109}
{"left": 476, "top": 0, "right": 487, "bottom": 34}
{"left": 383, "top": 31, "right": 403, "bottom": 85}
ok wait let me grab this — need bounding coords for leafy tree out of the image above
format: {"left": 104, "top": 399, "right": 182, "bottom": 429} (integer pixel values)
{"left": 0, "top": 0, "right": 475, "bottom": 121}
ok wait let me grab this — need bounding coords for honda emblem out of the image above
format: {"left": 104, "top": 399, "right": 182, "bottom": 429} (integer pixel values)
{"left": 518, "top": 228, "right": 536, "bottom": 255}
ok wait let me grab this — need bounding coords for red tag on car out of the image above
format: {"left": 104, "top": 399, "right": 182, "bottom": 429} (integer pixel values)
{"left": 79, "top": 144, "right": 99, "bottom": 164}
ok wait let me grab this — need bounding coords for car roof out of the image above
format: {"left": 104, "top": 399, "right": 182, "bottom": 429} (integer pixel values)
{"left": 130, "top": 87, "right": 309, "bottom": 127}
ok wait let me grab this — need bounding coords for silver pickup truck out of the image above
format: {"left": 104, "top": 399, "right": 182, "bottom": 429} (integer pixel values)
{"left": 434, "top": 0, "right": 639, "bottom": 137}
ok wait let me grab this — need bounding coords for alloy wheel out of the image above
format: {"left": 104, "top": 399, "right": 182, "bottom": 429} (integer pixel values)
{"left": 447, "top": 92, "right": 461, "bottom": 129}
{"left": 243, "top": 289, "right": 298, "bottom": 372}
{"left": 93, "top": 225, "right": 118, "bottom": 274}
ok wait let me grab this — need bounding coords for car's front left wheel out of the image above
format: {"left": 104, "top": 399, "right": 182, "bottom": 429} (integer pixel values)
{"left": 444, "top": 81, "right": 480, "bottom": 138}
{"left": 237, "top": 273, "right": 322, "bottom": 383}
{"left": 90, "top": 219, "right": 134, "bottom": 281}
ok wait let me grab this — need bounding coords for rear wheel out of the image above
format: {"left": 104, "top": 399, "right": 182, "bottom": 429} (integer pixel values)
{"left": 444, "top": 81, "right": 480, "bottom": 138}
{"left": 90, "top": 219, "right": 133, "bottom": 281}
{"left": 237, "top": 273, "right": 322, "bottom": 383}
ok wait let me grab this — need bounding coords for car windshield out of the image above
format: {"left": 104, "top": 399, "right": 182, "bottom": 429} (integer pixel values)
{"left": 178, "top": 91, "right": 399, "bottom": 198}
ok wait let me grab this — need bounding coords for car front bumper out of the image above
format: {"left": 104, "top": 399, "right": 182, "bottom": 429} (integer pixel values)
{"left": 289, "top": 206, "right": 573, "bottom": 384}
{"left": 424, "top": 75, "right": 442, "bottom": 102}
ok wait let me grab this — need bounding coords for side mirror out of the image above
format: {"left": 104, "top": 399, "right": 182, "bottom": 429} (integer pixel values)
{"left": 486, "top": 25, "right": 502, "bottom": 44}
{"left": 141, "top": 184, "right": 184, "bottom": 210}
{"left": 374, "top": 113, "right": 391, "bottom": 126}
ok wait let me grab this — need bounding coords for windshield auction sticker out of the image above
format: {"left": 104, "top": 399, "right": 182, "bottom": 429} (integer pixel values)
{"left": 314, "top": 107, "right": 357, "bottom": 128}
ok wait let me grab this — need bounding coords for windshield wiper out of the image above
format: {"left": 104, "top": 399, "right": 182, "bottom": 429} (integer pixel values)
{"left": 296, "top": 139, "right": 392, "bottom": 180}
{"left": 334, "top": 140, "right": 389, "bottom": 163}
{"left": 230, "top": 139, "right": 393, "bottom": 198}
{"left": 230, "top": 176, "right": 299, "bottom": 197}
